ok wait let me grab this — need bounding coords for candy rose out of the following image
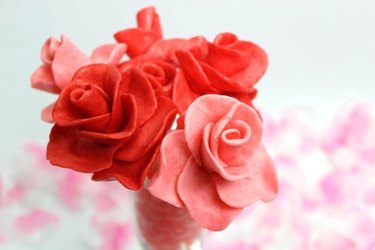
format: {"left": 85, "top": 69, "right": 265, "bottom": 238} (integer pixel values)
{"left": 31, "top": 35, "right": 126, "bottom": 122}
{"left": 47, "top": 63, "right": 178, "bottom": 190}
{"left": 149, "top": 94, "right": 278, "bottom": 230}
{"left": 118, "top": 59, "right": 176, "bottom": 98}
{"left": 115, "top": 6, "right": 162, "bottom": 58}
{"left": 173, "top": 32, "right": 267, "bottom": 113}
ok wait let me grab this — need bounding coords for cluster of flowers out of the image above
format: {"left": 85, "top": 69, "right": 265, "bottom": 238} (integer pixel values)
{"left": 31, "top": 6, "right": 277, "bottom": 230}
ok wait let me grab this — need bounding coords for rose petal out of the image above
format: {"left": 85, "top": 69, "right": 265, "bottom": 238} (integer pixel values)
{"left": 184, "top": 94, "right": 237, "bottom": 165}
{"left": 47, "top": 125, "right": 116, "bottom": 173}
{"left": 175, "top": 50, "right": 214, "bottom": 93}
{"left": 207, "top": 33, "right": 251, "bottom": 76}
{"left": 200, "top": 63, "right": 249, "bottom": 93}
{"left": 115, "top": 96, "right": 177, "bottom": 161}
{"left": 78, "top": 94, "right": 137, "bottom": 142}
{"left": 90, "top": 44, "right": 127, "bottom": 65}
{"left": 145, "top": 37, "right": 208, "bottom": 63}
{"left": 51, "top": 35, "right": 90, "bottom": 89}
{"left": 177, "top": 156, "right": 242, "bottom": 231}
{"left": 118, "top": 68, "right": 157, "bottom": 126}
{"left": 41, "top": 102, "right": 55, "bottom": 123}
{"left": 230, "top": 41, "right": 268, "bottom": 89}
{"left": 172, "top": 70, "right": 200, "bottom": 113}
{"left": 31, "top": 64, "right": 60, "bottom": 93}
{"left": 92, "top": 146, "right": 159, "bottom": 190}
{"left": 219, "top": 145, "right": 278, "bottom": 204}
{"left": 148, "top": 130, "right": 189, "bottom": 208}
{"left": 41, "top": 37, "right": 62, "bottom": 64}
{"left": 216, "top": 103, "right": 263, "bottom": 166}
{"left": 201, "top": 122, "right": 252, "bottom": 181}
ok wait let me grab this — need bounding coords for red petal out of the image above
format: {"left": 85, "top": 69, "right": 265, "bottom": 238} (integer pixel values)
{"left": 117, "top": 68, "right": 157, "bottom": 127}
{"left": 72, "top": 63, "right": 121, "bottom": 100}
{"left": 136, "top": 6, "right": 162, "bottom": 37}
{"left": 207, "top": 33, "right": 251, "bottom": 76}
{"left": 148, "top": 130, "right": 189, "bottom": 208}
{"left": 47, "top": 125, "right": 116, "bottom": 173}
{"left": 177, "top": 156, "right": 242, "bottom": 231}
{"left": 172, "top": 70, "right": 199, "bottom": 114}
{"left": 92, "top": 145, "right": 160, "bottom": 190}
{"left": 145, "top": 37, "right": 208, "bottom": 63}
{"left": 78, "top": 94, "right": 137, "bottom": 142}
{"left": 230, "top": 41, "right": 268, "bottom": 89}
{"left": 53, "top": 82, "right": 111, "bottom": 131}
{"left": 175, "top": 50, "right": 214, "bottom": 94}
{"left": 200, "top": 62, "right": 248, "bottom": 93}
{"left": 115, "top": 96, "right": 177, "bottom": 161}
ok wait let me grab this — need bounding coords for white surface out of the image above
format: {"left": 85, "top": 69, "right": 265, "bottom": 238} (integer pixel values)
{"left": 1, "top": 0, "right": 374, "bottom": 168}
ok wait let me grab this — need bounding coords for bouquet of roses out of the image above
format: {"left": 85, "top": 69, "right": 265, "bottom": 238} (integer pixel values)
{"left": 31, "top": 6, "right": 278, "bottom": 249}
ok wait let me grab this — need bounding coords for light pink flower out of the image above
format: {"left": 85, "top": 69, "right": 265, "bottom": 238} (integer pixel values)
{"left": 149, "top": 94, "right": 277, "bottom": 230}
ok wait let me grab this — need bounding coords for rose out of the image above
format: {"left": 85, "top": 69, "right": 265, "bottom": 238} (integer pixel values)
{"left": 116, "top": 36, "right": 208, "bottom": 98}
{"left": 118, "top": 58, "right": 176, "bottom": 98}
{"left": 173, "top": 32, "right": 267, "bottom": 113}
{"left": 115, "top": 6, "right": 162, "bottom": 58}
{"left": 31, "top": 35, "right": 126, "bottom": 122}
{"left": 149, "top": 94, "right": 277, "bottom": 230}
{"left": 47, "top": 64, "right": 178, "bottom": 190}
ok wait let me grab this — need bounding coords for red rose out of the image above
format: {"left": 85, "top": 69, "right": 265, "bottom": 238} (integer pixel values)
{"left": 118, "top": 58, "right": 176, "bottom": 98}
{"left": 47, "top": 64, "right": 178, "bottom": 190}
{"left": 173, "top": 32, "right": 267, "bottom": 113}
{"left": 115, "top": 7, "right": 162, "bottom": 58}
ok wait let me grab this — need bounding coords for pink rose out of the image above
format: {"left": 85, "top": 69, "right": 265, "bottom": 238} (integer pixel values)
{"left": 173, "top": 32, "right": 267, "bottom": 113}
{"left": 31, "top": 35, "right": 126, "bottom": 122}
{"left": 149, "top": 94, "right": 278, "bottom": 230}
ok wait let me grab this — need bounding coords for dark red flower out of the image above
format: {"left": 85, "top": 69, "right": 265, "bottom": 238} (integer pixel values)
{"left": 47, "top": 64, "right": 178, "bottom": 190}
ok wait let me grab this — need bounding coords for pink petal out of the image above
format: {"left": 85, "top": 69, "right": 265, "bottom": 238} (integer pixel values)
{"left": 184, "top": 94, "right": 238, "bottom": 166}
{"left": 201, "top": 123, "right": 252, "bottom": 181}
{"left": 177, "top": 156, "right": 242, "bottom": 231}
{"left": 31, "top": 64, "right": 60, "bottom": 93}
{"left": 90, "top": 44, "right": 127, "bottom": 65}
{"left": 14, "top": 209, "right": 59, "bottom": 235}
{"left": 41, "top": 36, "right": 61, "bottom": 64}
{"left": 52, "top": 34, "right": 90, "bottom": 90}
{"left": 41, "top": 102, "right": 55, "bottom": 123}
{"left": 149, "top": 130, "right": 190, "bottom": 208}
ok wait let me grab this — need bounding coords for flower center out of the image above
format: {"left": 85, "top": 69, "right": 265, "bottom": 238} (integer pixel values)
{"left": 70, "top": 84, "right": 110, "bottom": 118}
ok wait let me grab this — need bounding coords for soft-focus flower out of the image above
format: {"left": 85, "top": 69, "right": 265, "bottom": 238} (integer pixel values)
{"left": 149, "top": 94, "right": 277, "bottom": 230}
{"left": 47, "top": 64, "right": 178, "bottom": 190}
